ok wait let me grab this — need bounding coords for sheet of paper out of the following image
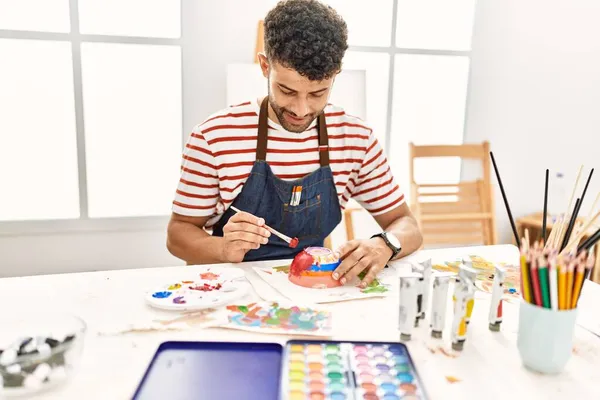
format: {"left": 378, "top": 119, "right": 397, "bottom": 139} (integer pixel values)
{"left": 252, "top": 264, "right": 398, "bottom": 304}
{"left": 220, "top": 301, "right": 333, "bottom": 336}
{"left": 576, "top": 280, "right": 600, "bottom": 338}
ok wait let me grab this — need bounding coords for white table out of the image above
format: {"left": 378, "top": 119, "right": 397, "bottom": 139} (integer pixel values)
{"left": 1, "top": 245, "right": 599, "bottom": 400}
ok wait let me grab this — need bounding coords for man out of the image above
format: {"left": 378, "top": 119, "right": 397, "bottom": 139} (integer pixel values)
{"left": 167, "top": 0, "right": 422, "bottom": 288}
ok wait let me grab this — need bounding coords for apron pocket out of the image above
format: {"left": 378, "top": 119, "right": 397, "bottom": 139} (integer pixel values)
{"left": 281, "top": 194, "right": 322, "bottom": 241}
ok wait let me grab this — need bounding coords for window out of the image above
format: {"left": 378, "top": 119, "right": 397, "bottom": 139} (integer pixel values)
{"left": 326, "top": 0, "right": 476, "bottom": 203}
{"left": 0, "top": 0, "right": 182, "bottom": 225}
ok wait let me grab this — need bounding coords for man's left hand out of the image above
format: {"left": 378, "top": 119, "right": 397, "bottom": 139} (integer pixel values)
{"left": 332, "top": 238, "right": 393, "bottom": 288}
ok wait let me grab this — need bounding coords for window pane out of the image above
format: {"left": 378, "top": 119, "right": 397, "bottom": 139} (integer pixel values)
{"left": 396, "top": 0, "right": 476, "bottom": 51}
{"left": 0, "top": 0, "right": 70, "bottom": 32}
{"left": 342, "top": 51, "right": 390, "bottom": 146}
{"left": 389, "top": 55, "right": 470, "bottom": 201}
{"left": 0, "top": 39, "right": 79, "bottom": 221}
{"left": 323, "top": 0, "right": 393, "bottom": 47}
{"left": 78, "top": 0, "right": 180, "bottom": 38}
{"left": 81, "top": 43, "right": 182, "bottom": 218}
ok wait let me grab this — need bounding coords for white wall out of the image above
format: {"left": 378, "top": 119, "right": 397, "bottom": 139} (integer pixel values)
{"left": 464, "top": 0, "right": 600, "bottom": 243}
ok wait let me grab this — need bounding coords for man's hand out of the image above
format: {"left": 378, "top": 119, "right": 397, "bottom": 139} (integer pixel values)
{"left": 332, "top": 238, "right": 393, "bottom": 288}
{"left": 221, "top": 211, "right": 271, "bottom": 262}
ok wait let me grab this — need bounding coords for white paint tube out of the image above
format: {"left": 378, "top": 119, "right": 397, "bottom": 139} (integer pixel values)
{"left": 488, "top": 265, "right": 506, "bottom": 331}
{"left": 430, "top": 273, "right": 452, "bottom": 338}
{"left": 398, "top": 272, "right": 422, "bottom": 341}
{"left": 419, "top": 258, "right": 433, "bottom": 320}
{"left": 458, "top": 263, "right": 477, "bottom": 325}
{"left": 451, "top": 275, "right": 473, "bottom": 351}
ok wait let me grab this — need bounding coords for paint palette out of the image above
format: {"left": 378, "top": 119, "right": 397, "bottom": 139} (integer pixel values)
{"left": 145, "top": 266, "right": 250, "bottom": 311}
{"left": 282, "top": 340, "right": 428, "bottom": 400}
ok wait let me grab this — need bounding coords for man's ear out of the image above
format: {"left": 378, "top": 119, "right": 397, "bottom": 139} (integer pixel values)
{"left": 257, "top": 53, "right": 269, "bottom": 78}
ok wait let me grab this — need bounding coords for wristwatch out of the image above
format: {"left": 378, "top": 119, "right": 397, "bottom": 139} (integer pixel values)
{"left": 371, "top": 232, "right": 402, "bottom": 260}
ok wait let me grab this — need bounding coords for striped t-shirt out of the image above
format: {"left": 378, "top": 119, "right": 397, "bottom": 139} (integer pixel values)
{"left": 172, "top": 99, "right": 405, "bottom": 228}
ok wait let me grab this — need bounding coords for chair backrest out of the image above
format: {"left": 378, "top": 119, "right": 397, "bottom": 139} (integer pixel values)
{"left": 409, "top": 141, "right": 497, "bottom": 247}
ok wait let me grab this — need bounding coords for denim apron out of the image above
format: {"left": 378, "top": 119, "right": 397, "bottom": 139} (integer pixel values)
{"left": 212, "top": 97, "right": 342, "bottom": 261}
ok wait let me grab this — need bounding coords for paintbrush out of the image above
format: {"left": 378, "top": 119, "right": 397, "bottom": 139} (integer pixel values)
{"left": 229, "top": 206, "right": 299, "bottom": 248}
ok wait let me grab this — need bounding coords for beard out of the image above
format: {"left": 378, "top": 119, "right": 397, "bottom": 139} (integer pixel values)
{"left": 268, "top": 91, "right": 322, "bottom": 134}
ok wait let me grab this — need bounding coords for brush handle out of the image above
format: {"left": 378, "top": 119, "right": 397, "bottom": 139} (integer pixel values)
{"left": 229, "top": 206, "right": 291, "bottom": 243}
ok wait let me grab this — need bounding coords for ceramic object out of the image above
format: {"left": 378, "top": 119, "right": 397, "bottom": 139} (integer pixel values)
{"left": 288, "top": 247, "right": 342, "bottom": 289}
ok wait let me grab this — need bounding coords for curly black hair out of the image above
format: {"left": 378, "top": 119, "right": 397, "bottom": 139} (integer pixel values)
{"left": 264, "top": 0, "right": 348, "bottom": 81}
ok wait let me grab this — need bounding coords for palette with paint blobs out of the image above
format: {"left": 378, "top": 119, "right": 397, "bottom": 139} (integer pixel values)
{"left": 144, "top": 266, "right": 250, "bottom": 311}
{"left": 283, "top": 340, "right": 428, "bottom": 400}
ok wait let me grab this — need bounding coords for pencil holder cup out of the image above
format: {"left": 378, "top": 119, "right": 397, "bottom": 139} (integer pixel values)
{"left": 517, "top": 300, "right": 578, "bottom": 374}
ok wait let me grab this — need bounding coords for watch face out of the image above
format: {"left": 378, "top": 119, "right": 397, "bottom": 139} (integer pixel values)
{"left": 385, "top": 232, "right": 401, "bottom": 250}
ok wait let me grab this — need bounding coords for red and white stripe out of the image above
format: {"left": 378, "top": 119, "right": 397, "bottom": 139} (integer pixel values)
{"left": 173, "top": 100, "right": 404, "bottom": 226}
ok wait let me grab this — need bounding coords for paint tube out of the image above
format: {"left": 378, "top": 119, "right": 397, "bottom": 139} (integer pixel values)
{"left": 430, "top": 274, "right": 452, "bottom": 338}
{"left": 418, "top": 258, "right": 433, "bottom": 320}
{"left": 415, "top": 276, "right": 424, "bottom": 326}
{"left": 489, "top": 265, "right": 506, "bottom": 331}
{"left": 458, "top": 263, "right": 477, "bottom": 324}
{"left": 451, "top": 275, "right": 473, "bottom": 351}
{"left": 398, "top": 272, "right": 422, "bottom": 341}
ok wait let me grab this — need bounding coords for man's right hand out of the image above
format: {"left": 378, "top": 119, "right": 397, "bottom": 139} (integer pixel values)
{"left": 221, "top": 211, "right": 271, "bottom": 262}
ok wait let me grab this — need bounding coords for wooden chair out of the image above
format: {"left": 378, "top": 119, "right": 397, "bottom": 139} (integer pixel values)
{"left": 409, "top": 141, "right": 498, "bottom": 247}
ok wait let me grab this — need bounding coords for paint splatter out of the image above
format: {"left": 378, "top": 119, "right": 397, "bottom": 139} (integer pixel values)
{"left": 290, "top": 250, "right": 314, "bottom": 276}
{"left": 152, "top": 291, "right": 172, "bottom": 299}
{"left": 446, "top": 376, "right": 461, "bottom": 384}
{"left": 173, "top": 296, "right": 186, "bottom": 304}
{"left": 357, "top": 271, "right": 389, "bottom": 293}
{"left": 189, "top": 283, "right": 222, "bottom": 292}
{"left": 199, "top": 272, "right": 219, "bottom": 280}
{"left": 273, "top": 265, "right": 290, "bottom": 274}
{"left": 168, "top": 283, "right": 182, "bottom": 290}
{"left": 225, "top": 302, "right": 331, "bottom": 333}
{"left": 438, "top": 347, "right": 459, "bottom": 358}
{"left": 182, "top": 280, "right": 194, "bottom": 284}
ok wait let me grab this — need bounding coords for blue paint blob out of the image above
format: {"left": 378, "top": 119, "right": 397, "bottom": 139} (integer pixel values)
{"left": 152, "top": 291, "right": 172, "bottom": 299}
{"left": 509, "top": 288, "right": 517, "bottom": 293}
{"left": 330, "top": 392, "right": 346, "bottom": 400}
{"left": 381, "top": 382, "right": 397, "bottom": 393}
{"left": 383, "top": 395, "right": 400, "bottom": 400}
{"left": 396, "top": 372, "right": 414, "bottom": 383}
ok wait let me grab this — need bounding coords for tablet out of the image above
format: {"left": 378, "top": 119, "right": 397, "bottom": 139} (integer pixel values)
{"left": 132, "top": 341, "right": 283, "bottom": 400}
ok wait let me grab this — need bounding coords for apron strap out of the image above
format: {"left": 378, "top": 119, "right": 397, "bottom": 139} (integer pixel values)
{"left": 317, "top": 112, "right": 329, "bottom": 167}
{"left": 256, "top": 97, "right": 269, "bottom": 161}
{"left": 256, "top": 96, "right": 330, "bottom": 167}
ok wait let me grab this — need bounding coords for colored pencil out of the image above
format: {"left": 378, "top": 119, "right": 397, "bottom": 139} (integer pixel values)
{"left": 570, "top": 264, "right": 585, "bottom": 310}
{"left": 489, "top": 152, "right": 521, "bottom": 248}
{"left": 520, "top": 248, "right": 532, "bottom": 304}
{"left": 565, "top": 262, "right": 575, "bottom": 309}
{"left": 537, "top": 255, "right": 551, "bottom": 308}
{"left": 558, "top": 264, "right": 567, "bottom": 310}
{"left": 548, "top": 256, "right": 558, "bottom": 310}
{"left": 542, "top": 169, "right": 549, "bottom": 244}
{"left": 529, "top": 255, "right": 542, "bottom": 306}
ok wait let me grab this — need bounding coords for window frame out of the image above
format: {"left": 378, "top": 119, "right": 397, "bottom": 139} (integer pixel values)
{"left": 0, "top": 0, "right": 183, "bottom": 236}
{"left": 0, "top": 0, "right": 473, "bottom": 236}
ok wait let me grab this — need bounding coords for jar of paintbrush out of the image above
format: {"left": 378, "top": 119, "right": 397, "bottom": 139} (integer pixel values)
{"left": 488, "top": 156, "right": 600, "bottom": 374}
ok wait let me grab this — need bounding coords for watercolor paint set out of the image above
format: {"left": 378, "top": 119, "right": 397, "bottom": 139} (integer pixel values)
{"left": 132, "top": 340, "right": 428, "bottom": 400}
{"left": 282, "top": 340, "right": 427, "bottom": 400}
